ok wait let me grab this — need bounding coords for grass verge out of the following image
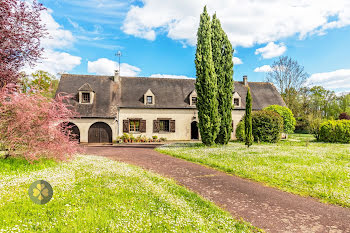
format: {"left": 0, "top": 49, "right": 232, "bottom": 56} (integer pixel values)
{"left": 0, "top": 155, "right": 260, "bottom": 232}
{"left": 156, "top": 134, "right": 350, "bottom": 207}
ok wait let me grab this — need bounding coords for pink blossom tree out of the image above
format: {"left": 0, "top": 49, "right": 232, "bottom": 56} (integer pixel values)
{"left": 0, "top": 85, "right": 81, "bottom": 161}
{"left": 0, "top": 0, "right": 46, "bottom": 86}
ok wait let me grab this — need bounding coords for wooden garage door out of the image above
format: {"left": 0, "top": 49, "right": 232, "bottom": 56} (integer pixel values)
{"left": 88, "top": 122, "right": 112, "bottom": 143}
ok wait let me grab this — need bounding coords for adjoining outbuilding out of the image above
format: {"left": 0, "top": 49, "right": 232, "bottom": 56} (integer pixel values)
{"left": 56, "top": 71, "right": 285, "bottom": 143}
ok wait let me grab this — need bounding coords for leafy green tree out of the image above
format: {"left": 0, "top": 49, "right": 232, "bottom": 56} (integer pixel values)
{"left": 339, "top": 94, "right": 350, "bottom": 114}
{"left": 212, "top": 14, "right": 234, "bottom": 145}
{"left": 264, "top": 105, "right": 296, "bottom": 134}
{"left": 195, "top": 6, "right": 220, "bottom": 146}
{"left": 20, "top": 70, "right": 59, "bottom": 98}
{"left": 245, "top": 87, "right": 253, "bottom": 147}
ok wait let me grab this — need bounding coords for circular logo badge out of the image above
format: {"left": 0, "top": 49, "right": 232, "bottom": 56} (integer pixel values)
{"left": 28, "top": 180, "right": 53, "bottom": 205}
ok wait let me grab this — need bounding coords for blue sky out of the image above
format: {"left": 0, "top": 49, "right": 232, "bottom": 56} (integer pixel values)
{"left": 29, "top": 0, "right": 350, "bottom": 93}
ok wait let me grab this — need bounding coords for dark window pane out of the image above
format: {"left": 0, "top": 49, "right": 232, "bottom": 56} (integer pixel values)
{"left": 147, "top": 96, "right": 153, "bottom": 104}
{"left": 234, "top": 98, "right": 239, "bottom": 106}
{"left": 82, "top": 93, "right": 90, "bottom": 103}
{"left": 192, "top": 97, "right": 197, "bottom": 105}
{"left": 159, "top": 120, "right": 169, "bottom": 132}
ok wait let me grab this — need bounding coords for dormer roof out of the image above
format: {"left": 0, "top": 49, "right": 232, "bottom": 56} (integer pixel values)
{"left": 78, "top": 83, "right": 94, "bottom": 92}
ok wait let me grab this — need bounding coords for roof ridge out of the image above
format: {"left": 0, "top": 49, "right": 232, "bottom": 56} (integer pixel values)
{"left": 120, "top": 76, "right": 195, "bottom": 81}
{"left": 61, "top": 74, "right": 112, "bottom": 78}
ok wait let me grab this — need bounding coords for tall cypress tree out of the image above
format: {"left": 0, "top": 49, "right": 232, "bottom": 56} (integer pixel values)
{"left": 212, "top": 14, "right": 234, "bottom": 145}
{"left": 195, "top": 6, "right": 220, "bottom": 146}
{"left": 245, "top": 87, "right": 253, "bottom": 147}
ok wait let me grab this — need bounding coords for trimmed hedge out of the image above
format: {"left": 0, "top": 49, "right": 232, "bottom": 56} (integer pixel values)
{"left": 264, "top": 105, "right": 296, "bottom": 134}
{"left": 236, "top": 120, "right": 245, "bottom": 141}
{"left": 235, "top": 110, "right": 283, "bottom": 143}
{"left": 252, "top": 110, "right": 283, "bottom": 143}
{"left": 319, "top": 120, "right": 350, "bottom": 143}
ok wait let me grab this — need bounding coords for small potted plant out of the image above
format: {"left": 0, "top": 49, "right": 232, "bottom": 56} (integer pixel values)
{"left": 122, "top": 133, "right": 129, "bottom": 143}
{"left": 152, "top": 135, "right": 158, "bottom": 142}
{"left": 129, "top": 134, "right": 135, "bottom": 143}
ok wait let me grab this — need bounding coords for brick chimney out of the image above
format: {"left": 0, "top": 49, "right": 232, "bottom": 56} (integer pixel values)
{"left": 243, "top": 75, "right": 248, "bottom": 86}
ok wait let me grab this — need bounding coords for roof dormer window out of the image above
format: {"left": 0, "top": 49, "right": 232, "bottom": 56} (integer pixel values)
{"left": 147, "top": 96, "right": 153, "bottom": 104}
{"left": 232, "top": 92, "right": 241, "bottom": 108}
{"left": 78, "top": 83, "right": 94, "bottom": 104}
{"left": 144, "top": 89, "right": 155, "bottom": 105}
{"left": 189, "top": 89, "right": 197, "bottom": 106}
{"left": 192, "top": 97, "right": 197, "bottom": 105}
{"left": 82, "top": 93, "right": 91, "bottom": 103}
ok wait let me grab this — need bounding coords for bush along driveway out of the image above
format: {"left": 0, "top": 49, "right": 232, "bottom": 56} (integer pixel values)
{"left": 85, "top": 143, "right": 350, "bottom": 233}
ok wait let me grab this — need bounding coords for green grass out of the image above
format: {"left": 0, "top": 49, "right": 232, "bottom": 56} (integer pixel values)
{"left": 156, "top": 134, "right": 350, "bottom": 208}
{"left": 0, "top": 156, "right": 57, "bottom": 176}
{"left": 0, "top": 155, "right": 260, "bottom": 232}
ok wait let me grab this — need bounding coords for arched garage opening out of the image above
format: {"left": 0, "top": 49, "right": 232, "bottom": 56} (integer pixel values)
{"left": 88, "top": 122, "right": 112, "bottom": 143}
{"left": 61, "top": 122, "right": 80, "bottom": 143}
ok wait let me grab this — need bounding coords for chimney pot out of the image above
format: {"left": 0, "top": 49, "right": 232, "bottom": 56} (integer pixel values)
{"left": 243, "top": 75, "right": 248, "bottom": 86}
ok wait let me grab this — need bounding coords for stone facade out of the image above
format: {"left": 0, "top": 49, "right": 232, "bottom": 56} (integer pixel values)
{"left": 56, "top": 72, "right": 286, "bottom": 143}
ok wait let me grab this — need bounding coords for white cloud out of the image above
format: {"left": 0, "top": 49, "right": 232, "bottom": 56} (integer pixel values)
{"left": 254, "top": 65, "right": 272, "bottom": 73}
{"left": 233, "top": 57, "right": 243, "bottom": 65}
{"left": 40, "top": 9, "right": 75, "bottom": 49}
{"left": 87, "top": 58, "right": 141, "bottom": 76}
{"left": 255, "top": 42, "right": 287, "bottom": 59}
{"left": 21, "top": 8, "right": 81, "bottom": 75}
{"left": 22, "top": 50, "right": 81, "bottom": 75}
{"left": 150, "top": 74, "right": 193, "bottom": 79}
{"left": 306, "top": 69, "right": 350, "bottom": 91}
{"left": 122, "top": 0, "right": 350, "bottom": 47}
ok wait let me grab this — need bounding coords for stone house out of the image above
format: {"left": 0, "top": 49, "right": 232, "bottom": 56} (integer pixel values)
{"left": 56, "top": 71, "right": 285, "bottom": 143}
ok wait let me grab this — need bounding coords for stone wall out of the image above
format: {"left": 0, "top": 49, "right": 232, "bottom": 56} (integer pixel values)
{"left": 68, "top": 108, "right": 246, "bottom": 143}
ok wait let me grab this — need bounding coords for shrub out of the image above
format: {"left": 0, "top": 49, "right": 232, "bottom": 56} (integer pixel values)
{"left": 294, "top": 116, "right": 310, "bottom": 133}
{"left": 235, "top": 120, "right": 245, "bottom": 141}
{"left": 308, "top": 116, "right": 323, "bottom": 141}
{"left": 236, "top": 111, "right": 283, "bottom": 143}
{"left": 264, "top": 105, "right": 296, "bottom": 134}
{"left": 252, "top": 110, "right": 283, "bottom": 143}
{"left": 319, "top": 120, "right": 350, "bottom": 143}
{"left": 339, "top": 112, "right": 350, "bottom": 120}
{"left": 0, "top": 85, "right": 80, "bottom": 161}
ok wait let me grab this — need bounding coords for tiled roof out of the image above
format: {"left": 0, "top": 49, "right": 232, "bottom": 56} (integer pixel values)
{"left": 56, "top": 74, "right": 286, "bottom": 117}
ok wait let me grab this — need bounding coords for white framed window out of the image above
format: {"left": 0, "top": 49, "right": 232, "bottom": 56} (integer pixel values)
{"left": 191, "top": 97, "right": 197, "bottom": 105}
{"left": 144, "top": 89, "right": 155, "bottom": 105}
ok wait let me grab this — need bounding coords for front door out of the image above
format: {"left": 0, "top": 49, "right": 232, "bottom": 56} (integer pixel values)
{"left": 191, "top": 121, "right": 199, "bottom": 140}
{"left": 88, "top": 122, "right": 112, "bottom": 143}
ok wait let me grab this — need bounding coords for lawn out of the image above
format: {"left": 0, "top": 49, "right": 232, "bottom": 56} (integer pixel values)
{"left": 0, "top": 155, "right": 260, "bottom": 232}
{"left": 156, "top": 134, "right": 350, "bottom": 207}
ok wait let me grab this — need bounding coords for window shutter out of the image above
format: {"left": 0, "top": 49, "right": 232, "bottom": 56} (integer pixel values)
{"left": 153, "top": 120, "right": 160, "bottom": 133}
{"left": 140, "top": 120, "right": 146, "bottom": 133}
{"left": 170, "top": 120, "right": 175, "bottom": 132}
{"left": 123, "top": 120, "right": 129, "bottom": 133}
